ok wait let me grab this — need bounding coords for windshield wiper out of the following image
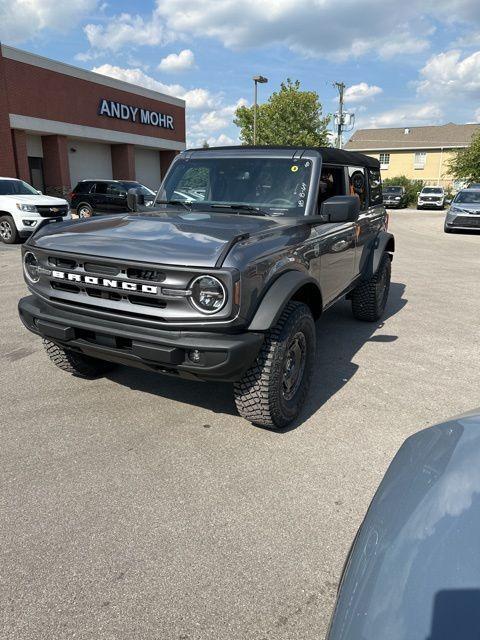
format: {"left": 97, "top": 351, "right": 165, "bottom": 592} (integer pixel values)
{"left": 153, "top": 199, "right": 192, "bottom": 211}
{"left": 208, "top": 204, "right": 268, "bottom": 216}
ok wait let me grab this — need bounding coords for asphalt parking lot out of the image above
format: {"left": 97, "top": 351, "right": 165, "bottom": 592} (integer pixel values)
{"left": 1, "top": 209, "right": 479, "bottom": 640}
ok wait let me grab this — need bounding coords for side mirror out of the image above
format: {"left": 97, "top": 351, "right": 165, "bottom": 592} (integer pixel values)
{"left": 445, "top": 198, "right": 452, "bottom": 205}
{"left": 36, "top": 190, "right": 43, "bottom": 195}
{"left": 127, "top": 187, "right": 145, "bottom": 212}
{"left": 320, "top": 196, "right": 360, "bottom": 223}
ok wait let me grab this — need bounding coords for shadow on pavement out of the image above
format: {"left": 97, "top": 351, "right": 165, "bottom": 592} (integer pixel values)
{"left": 107, "top": 281, "right": 407, "bottom": 430}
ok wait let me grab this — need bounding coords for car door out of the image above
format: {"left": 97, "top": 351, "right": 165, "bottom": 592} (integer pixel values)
{"left": 91, "top": 181, "right": 110, "bottom": 213}
{"left": 316, "top": 165, "right": 356, "bottom": 304}
{"left": 106, "top": 182, "right": 128, "bottom": 211}
{"left": 351, "top": 166, "right": 385, "bottom": 278}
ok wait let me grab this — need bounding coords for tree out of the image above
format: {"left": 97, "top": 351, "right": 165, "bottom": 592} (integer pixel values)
{"left": 202, "top": 140, "right": 209, "bottom": 148}
{"left": 233, "top": 79, "right": 331, "bottom": 146}
{"left": 448, "top": 131, "right": 480, "bottom": 183}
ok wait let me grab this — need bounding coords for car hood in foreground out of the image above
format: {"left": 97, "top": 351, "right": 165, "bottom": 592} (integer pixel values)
{"left": 328, "top": 410, "right": 480, "bottom": 640}
{"left": 28, "top": 211, "right": 292, "bottom": 267}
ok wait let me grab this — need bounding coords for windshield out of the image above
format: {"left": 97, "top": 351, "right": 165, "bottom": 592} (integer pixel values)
{"left": 422, "top": 187, "right": 443, "bottom": 194}
{"left": 384, "top": 187, "right": 402, "bottom": 194}
{"left": 0, "top": 179, "right": 38, "bottom": 196}
{"left": 160, "top": 157, "right": 313, "bottom": 216}
{"left": 454, "top": 191, "right": 480, "bottom": 204}
{"left": 122, "top": 182, "right": 155, "bottom": 196}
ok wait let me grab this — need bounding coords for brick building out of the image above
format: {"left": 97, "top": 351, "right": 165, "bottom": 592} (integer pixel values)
{"left": 0, "top": 43, "right": 186, "bottom": 195}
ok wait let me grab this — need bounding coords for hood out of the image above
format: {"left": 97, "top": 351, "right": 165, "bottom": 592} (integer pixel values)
{"left": 29, "top": 210, "right": 290, "bottom": 267}
{"left": 8, "top": 194, "right": 68, "bottom": 206}
{"left": 452, "top": 202, "right": 480, "bottom": 212}
{"left": 328, "top": 411, "right": 480, "bottom": 640}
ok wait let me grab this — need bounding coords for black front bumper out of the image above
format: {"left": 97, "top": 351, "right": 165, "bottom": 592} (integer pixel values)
{"left": 19, "top": 295, "right": 264, "bottom": 382}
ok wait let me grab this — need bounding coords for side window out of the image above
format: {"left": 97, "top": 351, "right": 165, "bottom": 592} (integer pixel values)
{"left": 368, "top": 168, "right": 383, "bottom": 206}
{"left": 348, "top": 167, "right": 367, "bottom": 210}
{"left": 107, "top": 183, "right": 125, "bottom": 196}
{"left": 318, "top": 165, "right": 346, "bottom": 209}
{"left": 94, "top": 182, "right": 109, "bottom": 194}
{"left": 175, "top": 167, "right": 210, "bottom": 201}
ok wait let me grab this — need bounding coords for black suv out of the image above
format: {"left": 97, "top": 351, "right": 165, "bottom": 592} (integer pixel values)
{"left": 19, "top": 147, "right": 394, "bottom": 429}
{"left": 383, "top": 185, "right": 408, "bottom": 208}
{"left": 70, "top": 180, "right": 155, "bottom": 218}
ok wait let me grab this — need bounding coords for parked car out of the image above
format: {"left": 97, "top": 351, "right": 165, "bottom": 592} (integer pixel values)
{"left": 383, "top": 185, "right": 408, "bottom": 208}
{"left": 70, "top": 180, "right": 155, "bottom": 217}
{"left": 327, "top": 410, "right": 480, "bottom": 640}
{"left": 417, "top": 186, "right": 445, "bottom": 210}
{"left": 0, "top": 177, "right": 70, "bottom": 244}
{"left": 18, "top": 146, "right": 394, "bottom": 429}
{"left": 444, "top": 187, "right": 480, "bottom": 233}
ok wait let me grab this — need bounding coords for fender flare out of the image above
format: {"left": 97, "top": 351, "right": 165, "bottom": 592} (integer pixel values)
{"left": 248, "top": 271, "right": 321, "bottom": 331}
{"left": 367, "top": 230, "right": 395, "bottom": 277}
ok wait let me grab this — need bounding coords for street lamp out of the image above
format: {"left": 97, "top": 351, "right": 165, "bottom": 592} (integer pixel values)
{"left": 253, "top": 75, "right": 268, "bottom": 145}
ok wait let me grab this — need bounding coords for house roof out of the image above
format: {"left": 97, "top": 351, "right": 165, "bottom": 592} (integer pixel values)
{"left": 345, "top": 123, "right": 480, "bottom": 151}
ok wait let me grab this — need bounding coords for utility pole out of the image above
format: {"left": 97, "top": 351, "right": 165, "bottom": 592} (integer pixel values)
{"left": 252, "top": 75, "right": 268, "bottom": 145}
{"left": 333, "top": 81, "right": 346, "bottom": 149}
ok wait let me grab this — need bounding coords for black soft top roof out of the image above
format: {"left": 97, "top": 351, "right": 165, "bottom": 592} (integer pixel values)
{"left": 186, "top": 145, "right": 380, "bottom": 169}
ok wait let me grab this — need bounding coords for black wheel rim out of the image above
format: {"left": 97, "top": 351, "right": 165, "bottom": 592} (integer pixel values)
{"left": 282, "top": 332, "right": 307, "bottom": 401}
{"left": 0, "top": 220, "right": 12, "bottom": 240}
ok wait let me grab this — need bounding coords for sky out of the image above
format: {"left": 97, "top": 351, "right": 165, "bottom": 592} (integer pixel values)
{"left": 1, "top": 0, "right": 480, "bottom": 147}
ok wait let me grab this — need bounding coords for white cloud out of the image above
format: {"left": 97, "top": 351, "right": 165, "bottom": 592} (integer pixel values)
{"left": 417, "top": 50, "right": 480, "bottom": 99}
{"left": 0, "top": 0, "right": 97, "bottom": 43}
{"left": 474, "top": 108, "right": 480, "bottom": 123}
{"left": 155, "top": 0, "right": 434, "bottom": 60}
{"left": 190, "top": 99, "right": 248, "bottom": 134}
{"left": 158, "top": 49, "right": 195, "bottom": 72}
{"left": 84, "top": 12, "right": 174, "bottom": 52}
{"left": 356, "top": 103, "right": 443, "bottom": 129}
{"left": 343, "top": 83, "right": 383, "bottom": 104}
{"left": 92, "top": 64, "right": 217, "bottom": 110}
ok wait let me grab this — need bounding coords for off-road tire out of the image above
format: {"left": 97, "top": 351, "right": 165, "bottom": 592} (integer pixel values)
{"left": 234, "top": 301, "right": 315, "bottom": 429}
{"left": 43, "top": 339, "right": 115, "bottom": 378}
{"left": 0, "top": 215, "right": 20, "bottom": 244}
{"left": 76, "top": 203, "right": 93, "bottom": 218}
{"left": 351, "top": 252, "right": 391, "bottom": 322}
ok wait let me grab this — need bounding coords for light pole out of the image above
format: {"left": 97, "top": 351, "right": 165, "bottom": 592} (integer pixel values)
{"left": 253, "top": 75, "right": 268, "bottom": 145}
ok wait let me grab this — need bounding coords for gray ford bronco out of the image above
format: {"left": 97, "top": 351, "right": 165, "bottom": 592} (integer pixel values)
{"left": 18, "top": 146, "right": 394, "bottom": 429}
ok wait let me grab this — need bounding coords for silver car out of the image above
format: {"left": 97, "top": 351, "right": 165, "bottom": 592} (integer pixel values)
{"left": 444, "top": 188, "right": 480, "bottom": 233}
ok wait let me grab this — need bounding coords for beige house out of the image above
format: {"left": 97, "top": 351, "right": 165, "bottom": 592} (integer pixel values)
{"left": 345, "top": 123, "right": 480, "bottom": 188}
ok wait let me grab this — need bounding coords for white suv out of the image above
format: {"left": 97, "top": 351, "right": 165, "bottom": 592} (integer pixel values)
{"left": 417, "top": 186, "right": 445, "bottom": 210}
{"left": 0, "top": 178, "right": 70, "bottom": 244}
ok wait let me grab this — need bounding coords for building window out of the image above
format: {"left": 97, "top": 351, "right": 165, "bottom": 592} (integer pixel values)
{"left": 414, "top": 152, "right": 427, "bottom": 169}
{"left": 379, "top": 152, "right": 390, "bottom": 169}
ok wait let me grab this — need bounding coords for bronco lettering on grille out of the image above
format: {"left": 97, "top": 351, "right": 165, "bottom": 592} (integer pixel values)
{"left": 51, "top": 271, "right": 158, "bottom": 294}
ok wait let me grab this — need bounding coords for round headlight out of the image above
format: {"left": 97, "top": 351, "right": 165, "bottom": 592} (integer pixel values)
{"left": 190, "top": 275, "right": 226, "bottom": 314}
{"left": 23, "top": 251, "right": 40, "bottom": 283}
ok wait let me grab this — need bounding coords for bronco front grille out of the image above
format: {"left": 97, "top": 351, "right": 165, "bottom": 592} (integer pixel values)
{"left": 30, "top": 248, "right": 236, "bottom": 326}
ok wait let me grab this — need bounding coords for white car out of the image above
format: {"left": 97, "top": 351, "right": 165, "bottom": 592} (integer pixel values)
{"left": 0, "top": 177, "right": 70, "bottom": 244}
{"left": 417, "top": 186, "right": 445, "bottom": 210}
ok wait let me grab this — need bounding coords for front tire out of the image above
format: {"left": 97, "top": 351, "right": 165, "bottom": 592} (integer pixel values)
{"left": 43, "top": 340, "right": 116, "bottom": 378}
{"left": 234, "top": 302, "right": 315, "bottom": 429}
{"left": 0, "top": 215, "right": 20, "bottom": 244}
{"left": 351, "top": 252, "right": 391, "bottom": 322}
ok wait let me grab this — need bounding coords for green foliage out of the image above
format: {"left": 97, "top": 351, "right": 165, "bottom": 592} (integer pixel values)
{"left": 383, "top": 175, "right": 424, "bottom": 206}
{"left": 233, "top": 79, "right": 331, "bottom": 147}
{"left": 448, "top": 131, "right": 480, "bottom": 182}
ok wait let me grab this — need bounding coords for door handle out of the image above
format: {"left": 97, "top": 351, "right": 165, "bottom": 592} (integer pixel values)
{"left": 331, "top": 239, "right": 350, "bottom": 252}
